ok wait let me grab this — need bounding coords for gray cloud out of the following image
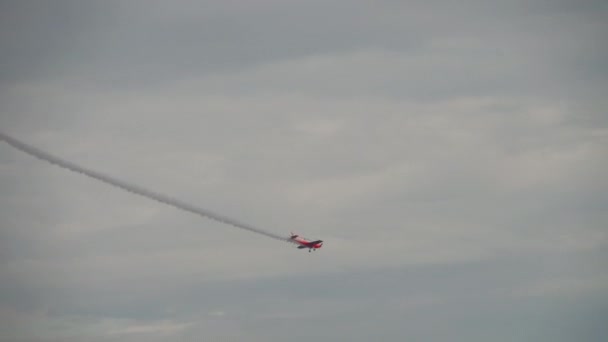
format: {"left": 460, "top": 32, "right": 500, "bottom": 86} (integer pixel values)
{"left": 1, "top": 0, "right": 607, "bottom": 341}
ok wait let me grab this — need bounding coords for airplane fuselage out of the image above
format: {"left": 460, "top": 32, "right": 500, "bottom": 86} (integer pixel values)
{"left": 290, "top": 234, "right": 323, "bottom": 252}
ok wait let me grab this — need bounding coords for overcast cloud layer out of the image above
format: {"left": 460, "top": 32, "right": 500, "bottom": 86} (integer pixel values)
{"left": 1, "top": 1, "right": 607, "bottom": 341}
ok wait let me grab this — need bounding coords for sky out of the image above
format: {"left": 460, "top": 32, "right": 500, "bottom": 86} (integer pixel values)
{"left": 0, "top": 0, "right": 607, "bottom": 341}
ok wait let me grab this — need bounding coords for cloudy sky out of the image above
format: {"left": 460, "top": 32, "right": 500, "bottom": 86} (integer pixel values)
{"left": 1, "top": 0, "right": 607, "bottom": 341}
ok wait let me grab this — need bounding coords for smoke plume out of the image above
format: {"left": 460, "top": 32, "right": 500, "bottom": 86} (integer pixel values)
{"left": 0, "top": 131, "right": 290, "bottom": 243}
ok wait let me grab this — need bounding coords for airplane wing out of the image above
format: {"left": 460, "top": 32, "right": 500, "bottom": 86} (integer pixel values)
{"left": 297, "top": 245, "right": 308, "bottom": 249}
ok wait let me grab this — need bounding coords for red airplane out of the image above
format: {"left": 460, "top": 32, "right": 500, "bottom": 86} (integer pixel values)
{"left": 290, "top": 232, "right": 323, "bottom": 252}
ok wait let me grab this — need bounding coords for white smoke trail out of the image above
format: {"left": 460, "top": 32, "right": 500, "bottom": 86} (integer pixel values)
{"left": 0, "top": 131, "right": 290, "bottom": 243}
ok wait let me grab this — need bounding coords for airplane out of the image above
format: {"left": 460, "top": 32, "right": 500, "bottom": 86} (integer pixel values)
{"left": 290, "top": 232, "right": 323, "bottom": 252}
